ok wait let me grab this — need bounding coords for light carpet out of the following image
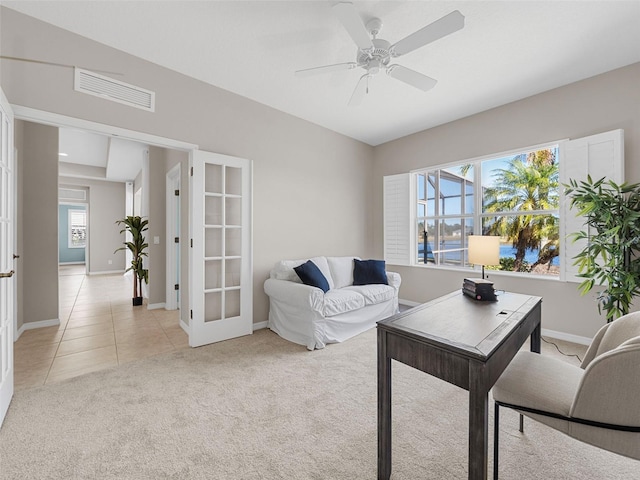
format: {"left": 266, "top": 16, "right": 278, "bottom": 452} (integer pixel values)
{"left": 0, "top": 327, "right": 637, "bottom": 479}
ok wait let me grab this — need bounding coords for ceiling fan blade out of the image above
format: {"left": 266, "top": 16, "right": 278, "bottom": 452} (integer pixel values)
{"left": 0, "top": 55, "right": 123, "bottom": 76}
{"left": 390, "top": 10, "right": 464, "bottom": 57}
{"left": 348, "top": 74, "right": 369, "bottom": 107}
{"left": 295, "top": 62, "right": 358, "bottom": 77}
{"left": 332, "top": 2, "right": 374, "bottom": 51}
{"left": 387, "top": 65, "right": 437, "bottom": 92}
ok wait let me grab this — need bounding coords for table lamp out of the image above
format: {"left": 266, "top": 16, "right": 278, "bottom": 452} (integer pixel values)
{"left": 467, "top": 235, "right": 500, "bottom": 279}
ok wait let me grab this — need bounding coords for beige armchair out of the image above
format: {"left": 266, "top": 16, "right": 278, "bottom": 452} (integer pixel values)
{"left": 492, "top": 311, "right": 640, "bottom": 479}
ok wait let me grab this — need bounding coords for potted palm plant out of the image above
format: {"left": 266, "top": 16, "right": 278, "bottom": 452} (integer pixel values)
{"left": 115, "top": 216, "right": 149, "bottom": 306}
{"left": 565, "top": 176, "right": 640, "bottom": 321}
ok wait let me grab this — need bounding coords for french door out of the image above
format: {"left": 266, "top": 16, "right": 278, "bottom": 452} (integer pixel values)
{"left": 189, "top": 150, "right": 252, "bottom": 347}
{"left": 0, "top": 87, "right": 15, "bottom": 428}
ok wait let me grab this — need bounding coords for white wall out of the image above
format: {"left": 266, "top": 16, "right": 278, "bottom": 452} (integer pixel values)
{"left": 373, "top": 62, "right": 640, "bottom": 340}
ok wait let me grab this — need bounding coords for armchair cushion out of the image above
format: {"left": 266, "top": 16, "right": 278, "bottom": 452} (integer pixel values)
{"left": 323, "top": 289, "right": 366, "bottom": 317}
{"left": 492, "top": 351, "right": 583, "bottom": 417}
{"left": 344, "top": 284, "right": 395, "bottom": 306}
{"left": 294, "top": 260, "right": 330, "bottom": 293}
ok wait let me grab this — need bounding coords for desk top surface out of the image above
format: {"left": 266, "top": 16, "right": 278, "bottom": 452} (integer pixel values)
{"left": 377, "top": 290, "right": 542, "bottom": 359}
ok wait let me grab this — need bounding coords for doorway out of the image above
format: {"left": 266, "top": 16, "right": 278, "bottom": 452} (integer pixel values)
{"left": 12, "top": 109, "right": 195, "bottom": 389}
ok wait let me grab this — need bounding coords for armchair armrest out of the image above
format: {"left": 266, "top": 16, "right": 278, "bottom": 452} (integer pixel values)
{"left": 264, "top": 278, "right": 324, "bottom": 312}
{"left": 386, "top": 271, "right": 401, "bottom": 290}
{"left": 570, "top": 345, "right": 640, "bottom": 426}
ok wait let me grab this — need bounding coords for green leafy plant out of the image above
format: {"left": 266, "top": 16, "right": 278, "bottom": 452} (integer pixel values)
{"left": 115, "top": 216, "right": 149, "bottom": 303}
{"left": 565, "top": 176, "right": 640, "bottom": 321}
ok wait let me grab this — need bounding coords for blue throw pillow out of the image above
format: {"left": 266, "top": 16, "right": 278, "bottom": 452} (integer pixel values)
{"left": 294, "top": 260, "right": 330, "bottom": 293}
{"left": 353, "top": 259, "right": 388, "bottom": 285}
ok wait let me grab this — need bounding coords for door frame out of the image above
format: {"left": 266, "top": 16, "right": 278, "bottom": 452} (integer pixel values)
{"left": 10, "top": 106, "right": 198, "bottom": 340}
{"left": 165, "top": 163, "right": 181, "bottom": 311}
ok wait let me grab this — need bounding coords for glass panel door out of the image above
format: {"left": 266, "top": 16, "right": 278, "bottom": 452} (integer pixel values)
{"left": 190, "top": 151, "right": 252, "bottom": 347}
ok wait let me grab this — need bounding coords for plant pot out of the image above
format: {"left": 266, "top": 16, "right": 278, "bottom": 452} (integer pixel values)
{"left": 132, "top": 297, "right": 143, "bottom": 306}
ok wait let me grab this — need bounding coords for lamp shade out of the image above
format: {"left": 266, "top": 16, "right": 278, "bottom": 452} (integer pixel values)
{"left": 468, "top": 235, "right": 500, "bottom": 266}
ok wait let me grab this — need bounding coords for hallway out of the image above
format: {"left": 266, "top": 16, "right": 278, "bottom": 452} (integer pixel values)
{"left": 14, "top": 265, "right": 188, "bottom": 390}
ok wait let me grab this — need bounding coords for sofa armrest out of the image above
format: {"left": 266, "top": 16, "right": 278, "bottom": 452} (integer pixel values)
{"left": 264, "top": 278, "right": 324, "bottom": 312}
{"left": 386, "top": 271, "right": 401, "bottom": 290}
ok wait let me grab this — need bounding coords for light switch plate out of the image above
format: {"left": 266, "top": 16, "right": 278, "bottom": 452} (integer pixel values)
{"left": 153, "top": 236, "right": 160, "bottom": 245}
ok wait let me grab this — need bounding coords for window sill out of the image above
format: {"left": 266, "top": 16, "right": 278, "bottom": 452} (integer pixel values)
{"left": 410, "top": 262, "right": 562, "bottom": 282}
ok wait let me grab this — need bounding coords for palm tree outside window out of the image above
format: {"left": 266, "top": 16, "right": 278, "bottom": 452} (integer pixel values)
{"left": 415, "top": 145, "right": 559, "bottom": 275}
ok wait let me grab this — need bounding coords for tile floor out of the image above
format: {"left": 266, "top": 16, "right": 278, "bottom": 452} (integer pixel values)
{"left": 14, "top": 264, "right": 188, "bottom": 390}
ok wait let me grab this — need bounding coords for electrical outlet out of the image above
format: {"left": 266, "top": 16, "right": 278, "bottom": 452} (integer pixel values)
{"left": 154, "top": 236, "right": 160, "bottom": 245}
{"left": 108, "top": 260, "right": 112, "bottom": 265}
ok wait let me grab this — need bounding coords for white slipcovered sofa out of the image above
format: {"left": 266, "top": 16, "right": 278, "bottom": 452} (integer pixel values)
{"left": 264, "top": 256, "right": 401, "bottom": 350}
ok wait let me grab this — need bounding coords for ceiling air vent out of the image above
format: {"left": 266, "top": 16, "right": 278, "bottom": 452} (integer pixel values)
{"left": 74, "top": 68, "right": 155, "bottom": 112}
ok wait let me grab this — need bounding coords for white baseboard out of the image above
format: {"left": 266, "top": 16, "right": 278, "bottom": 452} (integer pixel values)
{"left": 541, "top": 328, "right": 592, "bottom": 346}
{"left": 147, "top": 303, "right": 166, "bottom": 310}
{"left": 399, "top": 299, "right": 421, "bottom": 307}
{"left": 15, "top": 318, "right": 61, "bottom": 340}
{"left": 253, "top": 321, "right": 268, "bottom": 331}
{"left": 179, "top": 319, "right": 189, "bottom": 334}
{"left": 88, "top": 270, "right": 125, "bottom": 276}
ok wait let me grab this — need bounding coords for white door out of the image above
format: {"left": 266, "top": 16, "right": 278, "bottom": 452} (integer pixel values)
{"left": 166, "top": 163, "right": 181, "bottom": 311}
{"left": 0, "top": 87, "right": 15, "bottom": 427}
{"left": 189, "top": 150, "right": 252, "bottom": 347}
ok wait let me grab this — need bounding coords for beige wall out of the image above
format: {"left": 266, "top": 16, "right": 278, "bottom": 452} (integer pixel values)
{"left": 59, "top": 177, "right": 126, "bottom": 275}
{"left": 18, "top": 121, "right": 59, "bottom": 325}
{"left": 148, "top": 146, "right": 166, "bottom": 306}
{"left": 1, "top": 8, "right": 374, "bottom": 325}
{"left": 373, "top": 62, "right": 640, "bottom": 340}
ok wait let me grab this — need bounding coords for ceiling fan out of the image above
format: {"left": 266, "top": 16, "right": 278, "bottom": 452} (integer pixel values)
{"left": 295, "top": 2, "right": 464, "bottom": 106}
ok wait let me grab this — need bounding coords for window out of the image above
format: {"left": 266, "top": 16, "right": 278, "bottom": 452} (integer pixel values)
{"left": 416, "top": 146, "right": 559, "bottom": 275}
{"left": 384, "top": 130, "right": 624, "bottom": 280}
{"left": 416, "top": 167, "right": 474, "bottom": 267}
{"left": 68, "top": 209, "right": 87, "bottom": 248}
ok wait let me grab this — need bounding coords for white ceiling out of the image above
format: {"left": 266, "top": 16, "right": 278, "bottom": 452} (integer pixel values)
{"left": 5, "top": 1, "right": 640, "bottom": 146}
{"left": 59, "top": 128, "right": 147, "bottom": 182}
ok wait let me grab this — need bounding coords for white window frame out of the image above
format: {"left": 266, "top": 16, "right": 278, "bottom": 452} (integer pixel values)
{"left": 413, "top": 141, "right": 561, "bottom": 272}
{"left": 383, "top": 130, "right": 624, "bottom": 282}
{"left": 68, "top": 208, "right": 87, "bottom": 249}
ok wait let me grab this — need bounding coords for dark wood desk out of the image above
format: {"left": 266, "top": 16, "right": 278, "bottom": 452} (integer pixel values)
{"left": 377, "top": 290, "right": 542, "bottom": 480}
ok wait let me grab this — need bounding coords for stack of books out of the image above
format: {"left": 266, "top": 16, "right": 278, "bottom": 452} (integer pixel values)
{"left": 462, "top": 278, "right": 497, "bottom": 301}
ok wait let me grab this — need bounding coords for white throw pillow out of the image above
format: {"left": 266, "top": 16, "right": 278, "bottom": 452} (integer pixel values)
{"left": 272, "top": 256, "right": 335, "bottom": 290}
{"left": 326, "top": 256, "right": 360, "bottom": 289}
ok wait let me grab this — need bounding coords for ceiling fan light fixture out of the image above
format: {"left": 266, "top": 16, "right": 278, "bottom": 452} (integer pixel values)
{"left": 296, "top": 2, "right": 464, "bottom": 105}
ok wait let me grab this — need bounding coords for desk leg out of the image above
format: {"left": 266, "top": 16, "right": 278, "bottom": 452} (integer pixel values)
{"left": 378, "top": 330, "right": 392, "bottom": 480}
{"left": 469, "top": 361, "right": 489, "bottom": 480}
{"left": 530, "top": 305, "right": 541, "bottom": 353}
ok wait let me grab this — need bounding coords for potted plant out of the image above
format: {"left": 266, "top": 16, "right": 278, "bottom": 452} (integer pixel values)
{"left": 565, "top": 176, "right": 640, "bottom": 321}
{"left": 115, "top": 216, "right": 149, "bottom": 306}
